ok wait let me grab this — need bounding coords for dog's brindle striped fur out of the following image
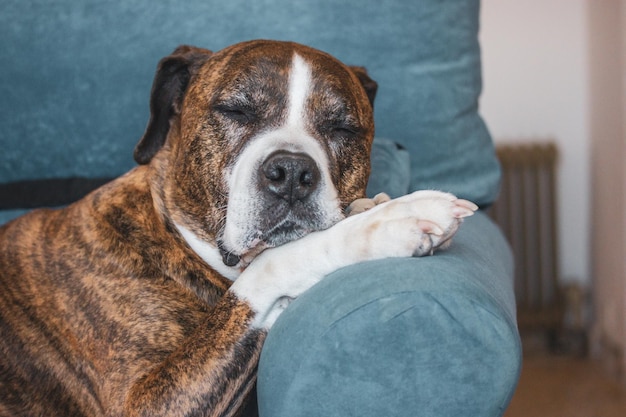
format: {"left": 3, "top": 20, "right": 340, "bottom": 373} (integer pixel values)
{"left": 0, "top": 41, "right": 476, "bottom": 416}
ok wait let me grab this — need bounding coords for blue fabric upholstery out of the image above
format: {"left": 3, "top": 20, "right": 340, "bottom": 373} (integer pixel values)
{"left": 258, "top": 211, "right": 520, "bottom": 417}
{"left": 367, "top": 139, "right": 411, "bottom": 199}
{"left": 1, "top": 0, "right": 499, "bottom": 207}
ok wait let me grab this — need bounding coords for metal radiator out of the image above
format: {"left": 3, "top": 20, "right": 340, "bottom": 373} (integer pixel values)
{"left": 489, "top": 143, "right": 563, "bottom": 331}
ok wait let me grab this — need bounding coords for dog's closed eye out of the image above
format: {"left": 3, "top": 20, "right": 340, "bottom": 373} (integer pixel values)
{"left": 330, "top": 123, "right": 360, "bottom": 139}
{"left": 215, "top": 103, "right": 258, "bottom": 124}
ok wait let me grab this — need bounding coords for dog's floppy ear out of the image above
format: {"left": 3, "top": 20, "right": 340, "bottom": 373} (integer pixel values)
{"left": 134, "top": 45, "right": 213, "bottom": 165}
{"left": 349, "top": 66, "right": 378, "bottom": 108}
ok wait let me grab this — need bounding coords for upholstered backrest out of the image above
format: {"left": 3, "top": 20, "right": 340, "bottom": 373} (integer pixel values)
{"left": 0, "top": 0, "right": 499, "bottom": 217}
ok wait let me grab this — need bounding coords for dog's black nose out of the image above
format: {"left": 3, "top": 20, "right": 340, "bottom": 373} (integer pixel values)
{"left": 260, "top": 151, "right": 320, "bottom": 204}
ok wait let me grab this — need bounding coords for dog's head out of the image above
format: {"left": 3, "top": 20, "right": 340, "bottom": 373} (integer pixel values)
{"left": 134, "top": 40, "right": 377, "bottom": 276}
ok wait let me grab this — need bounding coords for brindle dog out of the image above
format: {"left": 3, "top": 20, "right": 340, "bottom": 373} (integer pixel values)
{"left": 0, "top": 40, "right": 476, "bottom": 416}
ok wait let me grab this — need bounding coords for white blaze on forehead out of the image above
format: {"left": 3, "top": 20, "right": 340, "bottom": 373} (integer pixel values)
{"left": 287, "top": 54, "right": 312, "bottom": 128}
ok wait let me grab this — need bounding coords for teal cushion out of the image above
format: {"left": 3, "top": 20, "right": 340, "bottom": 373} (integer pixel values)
{"left": 0, "top": 0, "right": 499, "bottom": 207}
{"left": 367, "top": 0, "right": 501, "bottom": 206}
{"left": 257, "top": 211, "right": 520, "bottom": 417}
{"left": 367, "top": 139, "right": 410, "bottom": 199}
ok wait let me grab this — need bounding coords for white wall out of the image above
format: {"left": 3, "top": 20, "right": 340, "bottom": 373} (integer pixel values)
{"left": 480, "top": 0, "right": 591, "bottom": 285}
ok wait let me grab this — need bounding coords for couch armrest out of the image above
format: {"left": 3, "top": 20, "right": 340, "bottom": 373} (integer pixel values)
{"left": 257, "top": 211, "right": 521, "bottom": 417}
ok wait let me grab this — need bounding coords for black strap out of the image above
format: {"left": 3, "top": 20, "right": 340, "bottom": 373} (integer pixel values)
{"left": 0, "top": 177, "right": 113, "bottom": 209}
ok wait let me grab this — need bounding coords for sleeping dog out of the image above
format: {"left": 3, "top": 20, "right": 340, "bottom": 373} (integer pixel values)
{"left": 0, "top": 40, "right": 476, "bottom": 416}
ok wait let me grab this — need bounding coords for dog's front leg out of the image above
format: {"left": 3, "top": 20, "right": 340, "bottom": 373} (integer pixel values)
{"left": 123, "top": 292, "right": 265, "bottom": 417}
{"left": 231, "top": 190, "right": 478, "bottom": 329}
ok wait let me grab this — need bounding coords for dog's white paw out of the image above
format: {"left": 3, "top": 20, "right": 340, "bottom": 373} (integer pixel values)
{"left": 341, "top": 190, "right": 477, "bottom": 258}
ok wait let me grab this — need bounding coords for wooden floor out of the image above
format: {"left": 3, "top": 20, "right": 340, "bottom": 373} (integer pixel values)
{"left": 504, "top": 342, "right": 626, "bottom": 416}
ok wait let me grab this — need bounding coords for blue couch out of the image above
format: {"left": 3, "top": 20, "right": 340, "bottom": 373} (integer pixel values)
{"left": 0, "top": 0, "right": 521, "bottom": 416}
